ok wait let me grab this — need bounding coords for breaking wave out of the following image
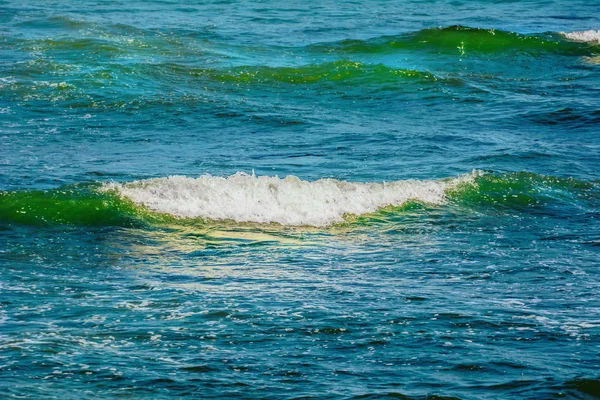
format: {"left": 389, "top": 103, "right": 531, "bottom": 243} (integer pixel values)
{"left": 562, "top": 30, "right": 600, "bottom": 43}
{"left": 102, "top": 171, "right": 481, "bottom": 227}
{"left": 1, "top": 171, "right": 597, "bottom": 228}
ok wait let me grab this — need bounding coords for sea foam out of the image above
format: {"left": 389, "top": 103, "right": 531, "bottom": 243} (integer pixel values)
{"left": 103, "top": 171, "right": 481, "bottom": 226}
{"left": 561, "top": 30, "right": 600, "bottom": 43}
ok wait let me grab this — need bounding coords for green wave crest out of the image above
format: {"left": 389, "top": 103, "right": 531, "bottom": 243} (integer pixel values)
{"left": 0, "top": 184, "right": 160, "bottom": 227}
{"left": 312, "top": 26, "right": 598, "bottom": 56}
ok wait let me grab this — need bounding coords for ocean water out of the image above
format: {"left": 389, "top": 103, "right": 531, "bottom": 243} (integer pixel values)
{"left": 1, "top": 0, "right": 600, "bottom": 398}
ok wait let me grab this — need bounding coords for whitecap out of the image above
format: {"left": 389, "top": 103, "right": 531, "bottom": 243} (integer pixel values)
{"left": 561, "top": 30, "right": 600, "bottom": 43}
{"left": 102, "top": 171, "right": 481, "bottom": 227}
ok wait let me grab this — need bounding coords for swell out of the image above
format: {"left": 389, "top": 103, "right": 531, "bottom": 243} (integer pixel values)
{"left": 8, "top": 22, "right": 599, "bottom": 58}
{"left": 0, "top": 184, "right": 157, "bottom": 228}
{"left": 448, "top": 171, "right": 600, "bottom": 210}
{"left": 185, "top": 61, "right": 437, "bottom": 85}
{"left": 0, "top": 61, "right": 447, "bottom": 109}
{"left": 1, "top": 172, "right": 597, "bottom": 228}
{"left": 310, "top": 26, "right": 599, "bottom": 56}
{"left": 10, "top": 16, "right": 223, "bottom": 58}
{"left": 5, "top": 23, "right": 598, "bottom": 108}
{"left": 2, "top": 60, "right": 440, "bottom": 89}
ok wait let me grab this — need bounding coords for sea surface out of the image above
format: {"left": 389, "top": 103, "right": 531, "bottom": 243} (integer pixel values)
{"left": 1, "top": 0, "right": 600, "bottom": 399}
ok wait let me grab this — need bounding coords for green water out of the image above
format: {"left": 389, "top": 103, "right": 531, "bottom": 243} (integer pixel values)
{"left": 1, "top": 0, "right": 600, "bottom": 398}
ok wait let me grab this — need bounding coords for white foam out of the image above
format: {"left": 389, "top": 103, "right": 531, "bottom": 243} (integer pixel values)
{"left": 103, "top": 171, "right": 481, "bottom": 227}
{"left": 561, "top": 30, "right": 600, "bottom": 43}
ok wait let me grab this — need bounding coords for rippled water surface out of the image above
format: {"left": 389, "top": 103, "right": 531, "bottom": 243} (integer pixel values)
{"left": 1, "top": 1, "right": 600, "bottom": 399}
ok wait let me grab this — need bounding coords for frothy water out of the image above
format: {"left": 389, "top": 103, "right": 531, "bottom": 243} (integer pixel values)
{"left": 562, "top": 30, "right": 600, "bottom": 43}
{"left": 103, "top": 171, "right": 481, "bottom": 226}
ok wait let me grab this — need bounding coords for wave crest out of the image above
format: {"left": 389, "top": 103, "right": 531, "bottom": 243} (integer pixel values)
{"left": 562, "top": 30, "right": 600, "bottom": 43}
{"left": 103, "top": 172, "right": 481, "bottom": 227}
{"left": 311, "top": 26, "right": 594, "bottom": 56}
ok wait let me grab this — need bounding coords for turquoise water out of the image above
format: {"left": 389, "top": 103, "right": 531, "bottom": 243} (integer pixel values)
{"left": 1, "top": 0, "right": 600, "bottom": 398}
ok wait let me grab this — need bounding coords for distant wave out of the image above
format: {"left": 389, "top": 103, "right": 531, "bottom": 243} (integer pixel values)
{"left": 5, "top": 24, "right": 599, "bottom": 108}
{"left": 9, "top": 24, "right": 599, "bottom": 61}
{"left": 186, "top": 61, "right": 438, "bottom": 85}
{"left": 1, "top": 60, "right": 447, "bottom": 107}
{"left": 310, "top": 25, "right": 599, "bottom": 56}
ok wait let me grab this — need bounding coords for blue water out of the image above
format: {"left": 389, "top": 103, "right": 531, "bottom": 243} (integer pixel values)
{"left": 1, "top": 1, "right": 600, "bottom": 398}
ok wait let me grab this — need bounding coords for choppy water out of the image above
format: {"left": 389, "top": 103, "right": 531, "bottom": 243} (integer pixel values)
{"left": 1, "top": 1, "right": 600, "bottom": 399}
